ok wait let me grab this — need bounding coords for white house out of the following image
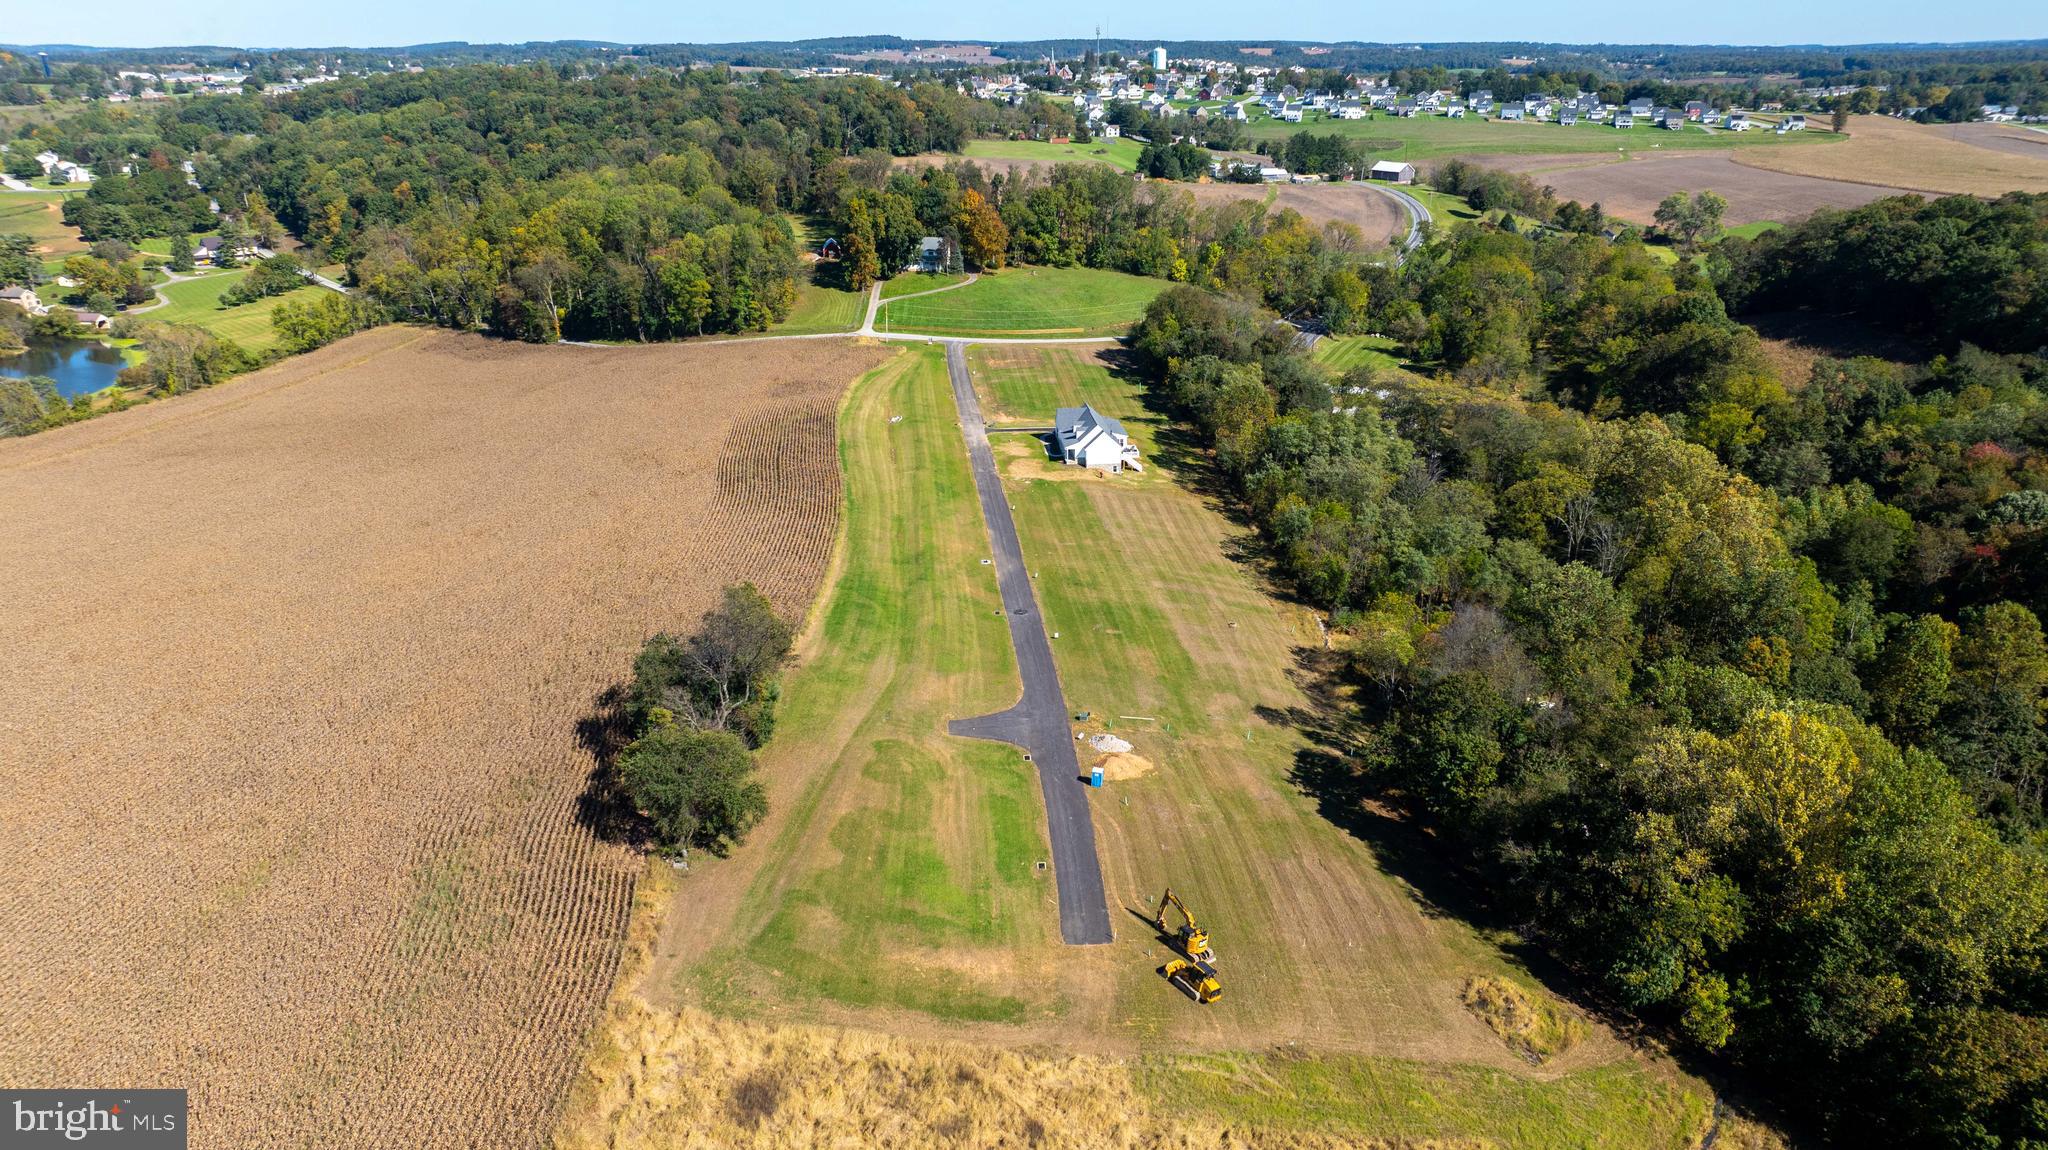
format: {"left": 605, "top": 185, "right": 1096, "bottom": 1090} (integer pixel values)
{"left": 1055, "top": 405, "right": 1141, "bottom": 472}
{"left": 0, "top": 285, "right": 45, "bottom": 315}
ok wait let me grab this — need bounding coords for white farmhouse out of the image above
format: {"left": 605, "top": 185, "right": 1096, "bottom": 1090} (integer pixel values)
{"left": 1054, "top": 405, "right": 1141, "bottom": 473}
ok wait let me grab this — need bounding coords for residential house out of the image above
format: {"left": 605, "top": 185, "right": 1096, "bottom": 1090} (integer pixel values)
{"left": 1725, "top": 113, "right": 1751, "bottom": 131}
{"left": 1446, "top": 102, "right": 1466, "bottom": 118}
{"left": 1628, "top": 99, "right": 1655, "bottom": 118}
{"left": 1333, "top": 99, "right": 1365, "bottom": 119}
{"left": 1498, "top": 106, "right": 1524, "bottom": 121}
{"left": 1392, "top": 99, "right": 1420, "bottom": 117}
{"left": 1054, "top": 405, "right": 1141, "bottom": 473}
{"left": 1661, "top": 114, "right": 1687, "bottom": 130}
{"left": 71, "top": 310, "right": 111, "bottom": 330}
{"left": 0, "top": 285, "right": 43, "bottom": 314}
{"left": 1614, "top": 112, "right": 1635, "bottom": 128}
{"left": 1684, "top": 99, "right": 1708, "bottom": 121}
{"left": 916, "top": 236, "right": 949, "bottom": 272}
{"left": 1559, "top": 109, "right": 1578, "bottom": 126}
{"left": 1101, "top": 123, "right": 1121, "bottom": 138}
{"left": 1257, "top": 165, "right": 1290, "bottom": 182}
{"left": 1781, "top": 114, "right": 1808, "bottom": 131}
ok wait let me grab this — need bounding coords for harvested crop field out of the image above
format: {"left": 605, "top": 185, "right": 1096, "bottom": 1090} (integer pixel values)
{"left": 1441, "top": 151, "right": 1903, "bottom": 226}
{"left": 1732, "top": 115, "right": 2048, "bottom": 197}
{"left": 1180, "top": 181, "right": 1409, "bottom": 246}
{"left": 1931, "top": 122, "right": 2048, "bottom": 161}
{"left": 0, "top": 325, "right": 891, "bottom": 1149}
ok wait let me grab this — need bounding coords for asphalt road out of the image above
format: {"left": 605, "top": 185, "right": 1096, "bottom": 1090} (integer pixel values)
{"left": 940, "top": 340, "right": 1114, "bottom": 946}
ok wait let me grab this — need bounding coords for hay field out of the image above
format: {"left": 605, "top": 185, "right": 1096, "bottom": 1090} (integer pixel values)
{"left": 0, "top": 326, "right": 891, "bottom": 1149}
{"left": 1441, "top": 151, "right": 1901, "bottom": 225}
{"left": 1732, "top": 114, "right": 2048, "bottom": 197}
{"left": 1180, "top": 181, "right": 1409, "bottom": 247}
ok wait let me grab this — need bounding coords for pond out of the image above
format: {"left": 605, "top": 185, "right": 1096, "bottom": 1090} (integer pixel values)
{"left": 0, "top": 335, "right": 132, "bottom": 398}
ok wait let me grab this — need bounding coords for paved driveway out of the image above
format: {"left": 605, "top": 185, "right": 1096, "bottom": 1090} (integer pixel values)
{"left": 940, "top": 341, "right": 1114, "bottom": 946}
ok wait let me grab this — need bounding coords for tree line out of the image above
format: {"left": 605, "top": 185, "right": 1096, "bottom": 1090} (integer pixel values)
{"left": 1126, "top": 194, "right": 2048, "bottom": 1146}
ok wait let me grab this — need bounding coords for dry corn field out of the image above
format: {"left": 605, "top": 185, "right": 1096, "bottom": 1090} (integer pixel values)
{"left": 0, "top": 326, "right": 892, "bottom": 1149}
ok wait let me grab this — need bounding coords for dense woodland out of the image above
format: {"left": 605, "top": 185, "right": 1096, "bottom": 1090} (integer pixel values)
{"left": 1132, "top": 189, "right": 2048, "bottom": 1147}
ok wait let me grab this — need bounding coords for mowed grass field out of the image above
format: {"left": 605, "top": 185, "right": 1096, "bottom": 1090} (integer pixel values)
{"left": 146, "top": 268, "right": 314, "bottom": 355}
{"left": 874, "top": 266, "right": 1166, "bottom": 337}
{"left": 660, "top": 345, "right": 1059, "bottom": 1027}
{"left": 608, "top": 343, "right": 1712, "bottom": 1148}
{"left": 1240, "top": 105, "right": 1841, "bottom": 161}
{"left": 1312, "top": 333, "right": 1404, "bottom": 375}
{"left": 767, "top": 278, "right": 865, "bottom": 335}
{"left": 0, "top": 328, "right": 894, "bottom": 1150}
{"left": 880, "top": 270, "right": 971, "bottom": 299}
{"left": 963, "top": 136, "right": 1146, "bottom": 171}
{"left": 0, "top": 192, "right": 87, "bottom": 261}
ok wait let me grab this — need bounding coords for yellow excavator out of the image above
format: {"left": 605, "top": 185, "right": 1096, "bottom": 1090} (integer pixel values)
{"left": 1154, "top": 888, "right": 1222, "bottom": 1004}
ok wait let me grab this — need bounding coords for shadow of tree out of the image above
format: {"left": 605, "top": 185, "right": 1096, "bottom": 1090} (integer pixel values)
{"left": 573, "top": 682, "right": 655, "bottom": 849}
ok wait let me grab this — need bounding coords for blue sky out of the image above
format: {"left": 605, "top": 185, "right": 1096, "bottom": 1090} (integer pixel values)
{"left": 5, "top": 0, "right": 2042, "bottom": 51}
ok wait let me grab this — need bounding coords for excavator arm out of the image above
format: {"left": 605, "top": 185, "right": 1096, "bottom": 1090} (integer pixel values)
{"left": 1153, "top": 887, "right": 1214, "bottom": 963}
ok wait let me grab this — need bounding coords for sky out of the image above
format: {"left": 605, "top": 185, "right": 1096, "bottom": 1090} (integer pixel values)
{"left": 5, "top": 0, "right": 2044, "bottom": 52}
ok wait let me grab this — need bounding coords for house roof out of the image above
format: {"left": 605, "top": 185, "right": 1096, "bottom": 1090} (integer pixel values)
{"left": 1370, "top": 160, "right": 1413, "bottom": 175}
{"left": 0, "top": 286, "right": 30, "bottom": 299}
{"left": 1055, "top": 404, "right": 1128, "bottom": 443}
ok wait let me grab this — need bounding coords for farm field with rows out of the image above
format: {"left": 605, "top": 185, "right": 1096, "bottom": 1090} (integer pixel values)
{"left": 0, "top": 325, "right": 890, "bottom": 1149}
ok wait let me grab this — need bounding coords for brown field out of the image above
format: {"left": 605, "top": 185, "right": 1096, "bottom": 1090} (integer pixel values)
{"left": 1180, "top": 181, "right": 1410, "bottom": 246}
{"left": 1440, "top": 151, "right": 1902, "bottom": 225}
{"left": 1732, "top": 114, "right": 2048, "bottom": 197}
{"left": 1931, "top": 121, "right": 2048, "bottom": 161}
{"left": 0, "top": 325, "right": 891, "bottom": 1149}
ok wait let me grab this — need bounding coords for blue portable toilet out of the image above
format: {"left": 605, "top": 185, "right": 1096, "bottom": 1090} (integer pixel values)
{"left": 1090, "top": 765, "right": 1105, "bottom": 788}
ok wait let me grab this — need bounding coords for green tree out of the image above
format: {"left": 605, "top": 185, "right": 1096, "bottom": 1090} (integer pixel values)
{"left": 1870, "top": 614, "right": 1958, "bottom": 744}
{"left": 1653, "top": 191, "right": 1728, "bottom": 252}
{"left": 616, "top": 725, "right": 767, "bottom": 856}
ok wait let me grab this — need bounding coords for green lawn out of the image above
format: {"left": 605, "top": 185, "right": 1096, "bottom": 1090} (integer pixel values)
{"left": 1406, "top": 186, "right": 1483, "bottom": 227}
{"left": 148, "top": 268, "right": 313, "bottom": 355}
{"left": 1240, "top": 107, "right": 1841, "bottom": 162}
{"left": 766, "top": 279, "right": 865, "bottom": 335}
{"left": 880, "top": 270, "right": 970, "bottom": 299}
{"left": 1311, "top": 334, "right": 1403, "bottom": 375}
{"left": 963, "top": 137, "right": 1146, "bottom": 172}
{"left": 686, "top": 346, "right": 1060, "bottom": 1025}
{"left": 874, "top": 266, "right": 1166, "bottom": 338}
{"left": 1722, "top": 220, "right": 1786, "bottom": 240}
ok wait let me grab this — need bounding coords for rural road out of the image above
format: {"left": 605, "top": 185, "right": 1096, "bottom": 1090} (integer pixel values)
{"left": 1353, "top": 180, "right": 1430, "bottom": 261}
{"left": 939, "top": 340, "right": 1114, "bottom": 946}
